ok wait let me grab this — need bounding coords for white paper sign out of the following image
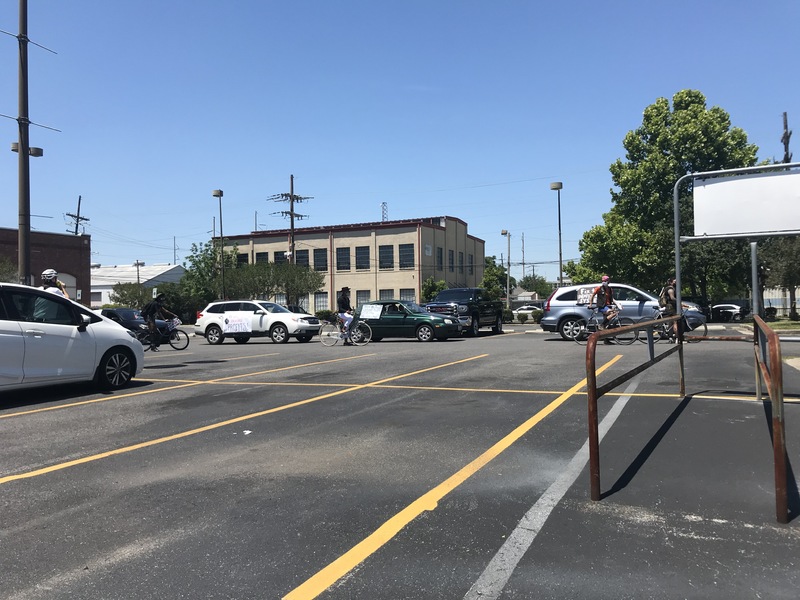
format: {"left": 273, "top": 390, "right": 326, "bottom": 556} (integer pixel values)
{"left": 223, "top": 311, "right": 252, "bottom": 333}
{"left": 359, "top": 304, "right": 383, "bottom": 319}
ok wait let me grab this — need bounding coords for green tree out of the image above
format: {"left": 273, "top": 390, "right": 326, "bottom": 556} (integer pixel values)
{"left": 421, "top": 276, "right": 448, "bottom": 302}
{"left": 109, "top": 283, "right": 151, "bottom": 308}
{"left": 761, "top": 236, "right": 800, "bottom": 319}
{"left": 182, "top": 241, "right": 238, "bottom": 302}
{"left": 0, "top": 255, "right": 16, "bottom": 283}
{"left": 518, "top": 273, "right": 554, "bottom": 298}
{"left": 569, "top": 90, "right": 758, "bottom": 302}
{"left": 479, "top": 256, "right": 513, "bottom": 300}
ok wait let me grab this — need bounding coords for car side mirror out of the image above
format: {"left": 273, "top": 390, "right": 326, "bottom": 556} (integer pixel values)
{"left": 78, "top": 313, "right": 91, "bottom": 331}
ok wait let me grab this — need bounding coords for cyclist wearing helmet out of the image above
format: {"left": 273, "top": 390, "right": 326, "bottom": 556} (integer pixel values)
{"left": 40, "top": 268, "right": 69, "bottom": 299}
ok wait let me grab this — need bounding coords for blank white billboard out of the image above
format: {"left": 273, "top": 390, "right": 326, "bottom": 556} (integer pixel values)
{"left": 693, "top": 170, "right": 800, "bottom": 237}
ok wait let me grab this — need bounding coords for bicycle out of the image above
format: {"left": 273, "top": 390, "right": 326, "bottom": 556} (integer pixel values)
{"left": 640, "top": 308, "right": 707, "bottom": 344}
{"left": 574, "top": 307, "right": 637, "bottom": 345}
{"left": 319, "top": 314, "right": 372, "bottom": 347}
{"left": 135, "top": 318, "right": 190, "bottom": 351}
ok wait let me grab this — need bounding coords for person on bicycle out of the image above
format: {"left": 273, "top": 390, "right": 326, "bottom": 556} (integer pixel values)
{"left": 141, "top": 293, "right": 177, "bottom": 351}
{"left": 662, "top": 276, "right": 680, "bottom": 342}
{"left": 337, "top": 286, "right": 354, "bottom": 346}
{"left": 40, "top": 268, "right": 69, "bottom": 299}
{"left": 588, "top": 275, "right": 622, "bottom": 328}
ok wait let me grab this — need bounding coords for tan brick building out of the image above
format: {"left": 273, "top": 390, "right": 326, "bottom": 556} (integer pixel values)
{"left": 224, "top": 216, "right": 485, "bottom": 312}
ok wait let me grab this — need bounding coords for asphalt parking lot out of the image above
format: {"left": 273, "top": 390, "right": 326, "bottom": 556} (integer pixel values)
{"left": 2, "top": 324, "right": 799, "bottom": 599}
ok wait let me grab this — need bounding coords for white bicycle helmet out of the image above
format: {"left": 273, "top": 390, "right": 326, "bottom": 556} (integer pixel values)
{"left": 42, "top": 268, "right": 58, "bottom": 281}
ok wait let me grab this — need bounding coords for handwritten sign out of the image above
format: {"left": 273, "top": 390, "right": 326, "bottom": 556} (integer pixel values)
{"left": 222, "top": 311, "right": 252, "bottom": 333}
{"left": 359, "top": 304, "right": 383, "bottom": 320}
{"left": 576, "top": 286, "right": 596, "bottom": 306}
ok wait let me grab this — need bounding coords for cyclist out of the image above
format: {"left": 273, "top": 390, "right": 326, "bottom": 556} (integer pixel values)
{"left": 588, "top": 275, "right": 622, "bottom": 328}
{"left": 40, "top": 268, "right": 69, "bottom": 299}
{"left": 141, "top": 293, "right": 177, "bottom": 351}
{"left": 336, "top": 286, "right": 354, "bottom": 346}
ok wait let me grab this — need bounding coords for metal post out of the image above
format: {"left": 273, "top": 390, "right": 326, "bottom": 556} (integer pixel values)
{"left": 501, "top": 230, "right": 511, "bottom": 309}
{"left": 550, "top": 182, "right": 563, "bottom": 287}
{"left": 212, "top": 189, "right": 225, "bottom": 299}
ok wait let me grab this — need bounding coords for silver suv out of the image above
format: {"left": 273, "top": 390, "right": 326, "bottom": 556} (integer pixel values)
{"left": 194, "top": 300, "right": 321, "bottom": 344}
{"left": 541, "top": 282, "right": 706, "bottom": 340}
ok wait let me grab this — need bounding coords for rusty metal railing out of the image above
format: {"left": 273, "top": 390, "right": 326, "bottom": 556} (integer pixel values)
{"left": 586, "top": 314, "right": 684, "bottom": 501}
{"left": 753, "top": 316, "right": 789, "bottom": 523}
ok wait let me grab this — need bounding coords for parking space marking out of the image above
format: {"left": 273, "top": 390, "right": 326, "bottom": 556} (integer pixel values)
{"left": 0, "top": 354, "right": 374, "bottom": 420}
{"left": 0, "top": 354, "right": 488, "bottom": 486}
{"left": 463, "top": 375, "right": 641, "bottom": 600}
{"left": 282, "top": 355, "right": 623, "bottom": 600}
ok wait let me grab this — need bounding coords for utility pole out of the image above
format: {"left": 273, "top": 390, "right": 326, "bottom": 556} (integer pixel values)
{"left": 782, "top": 112, "right": 792, "bottom": 164}
{"left": 267, "top": 174, "right": 312, "bottom": 265}
{"left": 66, "top": 195, "right": 90, "bottom": 234}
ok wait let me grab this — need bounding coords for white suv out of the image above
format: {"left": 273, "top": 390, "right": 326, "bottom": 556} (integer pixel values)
{"left": 194, "top": 300, "right": 321, "bottom": 344}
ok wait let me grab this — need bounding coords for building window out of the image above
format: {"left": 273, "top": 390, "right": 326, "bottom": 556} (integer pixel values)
{"left": 313, "top": 248, "right": 328, "bottom": 272}
{"left": 356, "top": 246, "right": 370, "bottom": 270}
{"left": 399, "top": 243, "right": 414, "bottom": 269}
{"left": 468, "top": 254, "right": 474, "bottom": 275}
{"left": 436, "top": 247, "right": 443, "bottom": 271}
{"left": 399, "top": 288, "right": 415, "bottom": 302}
{"left": 255, "top": 252, "right": 268, "bottom": 263}
{"left": 379, "top": 288, "right": 394, "bottom": 300}
{"left": 336, "top": 247, "right": 350, "bottom": 271}
{"left": 458, "top": 252, "right": 464, "bottom": 274}
{"left": 295, "top": 249, "right": 309, "bottom": 267}
{"left": 237, "top": 253, "right": 248, "bottom": 266}
{"left": 275, "top": 251, "right": 287, "bottom": 264}
{"left": 379, "top": 245, "right": 394, "bottom": 269}
{"left": 448, "top": 249, "right": 454, "bottom": 272}
{"left": 275, "top": 292, "right": 287, "bottom": 305}
{"left": 355, "top": 290, "right": 370, "bottom": 307}
{"left": 314, "top": 291, "right": 328, "bottom": 312}
{"left": 294, "top": 294, "right": 309, "bottom": 311}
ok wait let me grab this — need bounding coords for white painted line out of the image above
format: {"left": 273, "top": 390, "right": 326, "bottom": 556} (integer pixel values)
{"left": 463, "top": 376, "right": 641, "bottom": 600}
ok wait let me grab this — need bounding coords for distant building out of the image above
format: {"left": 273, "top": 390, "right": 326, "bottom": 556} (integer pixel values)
{"left": 0, "top": 227, "right": 92, "bottom": 304}
{"left": 223, "top": 216, "right": 485, "bottom": 311}
{"left": 90, "top": 263, "right": 186, "bottom": 307}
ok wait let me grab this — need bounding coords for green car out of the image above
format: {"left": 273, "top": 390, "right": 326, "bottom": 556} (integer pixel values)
{"left": 356, "top": 300, "right": 462, "bottom": 342}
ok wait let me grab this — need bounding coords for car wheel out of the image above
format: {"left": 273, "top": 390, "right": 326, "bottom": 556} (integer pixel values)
{"left": 270, "top": 323, "right": 290, "bottom": 344}
{"left": 233, "top": 336, "right": 250, "bottom": 344}
{"left": 732, "top": 313, "right": 743, "bottom": 322}
{"left": 296, "top": 335, "right": 312, "bottom": 343}
{"left": 467, "top": 314, "right": 480, "bottom": 337}
{"left": 559, "top": 316, "right": 584, "bottom": 341}
{"left": 416, "top": 324, "right": 435, "bottom": 342}
{"left": 95, "top": 347, "right": 135, "bottom": 390}
{"left": 205, "top": 325, "right": 224, "bottom": 345}
{"left": 492, "top": 314, "right": 503, "bottom": 334}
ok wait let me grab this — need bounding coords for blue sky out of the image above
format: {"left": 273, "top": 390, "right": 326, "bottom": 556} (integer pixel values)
{"left": 1, "top": 1, "right": 797, "bottom": 283}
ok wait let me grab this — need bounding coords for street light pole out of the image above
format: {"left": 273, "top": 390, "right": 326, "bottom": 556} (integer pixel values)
{"left": 134, "top": 260, "right": 144, "bottom": 284}
{"left": 501, "top": 230, "right": 511, "bottom": 309}
{"left": 550, "top": 182, "right": 564, "bottom": 287}
{"left": 212, "top": 189, "right": 225, "bottom": 299}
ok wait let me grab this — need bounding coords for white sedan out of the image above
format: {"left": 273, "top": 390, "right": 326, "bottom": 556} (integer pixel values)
{"left": 1, "top": 283, "right": 144, "bottom": 392}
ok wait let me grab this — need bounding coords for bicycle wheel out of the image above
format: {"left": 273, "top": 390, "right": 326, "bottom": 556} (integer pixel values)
{"left": 612, "top": 317, "right": 638, "bottom": 345}
{"left": 684, "top": 322, "right": 707, "bottom": 343}
{"left": 640, "top": 312, "right": 669, "bottom": 343}
{"left": 350, "top": 321, "right": 372, "bottom": 346}
{"left": 319, "top": 322, "right": 341, "bottom": 346}
{"left": 168, "top": 329, "right": 190, "bottom": 350}
{"left": 135, "top": 329, "right": 152, "bottom": 352}
{"left": 573, "top": 318, "right": 590, "bottom": 345}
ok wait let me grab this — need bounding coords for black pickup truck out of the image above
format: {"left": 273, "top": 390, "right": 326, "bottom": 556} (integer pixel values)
{"left": 425, "top": 288, "right": 504, "bottom": 336}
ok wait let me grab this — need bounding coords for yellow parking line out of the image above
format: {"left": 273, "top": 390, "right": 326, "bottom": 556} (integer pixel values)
{"left": 283, "top": 355, "right": 622, "bottom": 600}
{"left": 0, "top": 354, "right": 374, "bottom": 420}
{"left": 0, "top": 354, "right": 488, "bottom": 486}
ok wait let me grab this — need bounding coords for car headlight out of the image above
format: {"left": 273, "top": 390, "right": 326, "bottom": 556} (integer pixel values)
{"left": 458, "top": 304, "right": 468, "bottom": 314}
{"left": 443, "top": 318, "right": 453, "bottom": 324}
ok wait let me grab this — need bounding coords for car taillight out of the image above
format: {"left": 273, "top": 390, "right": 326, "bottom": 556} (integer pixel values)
{"left": 544, "top": 290, "right": 556, "bottom": 312}
{"left": 196, "top": 311, "right": 204, "bottom": 320}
